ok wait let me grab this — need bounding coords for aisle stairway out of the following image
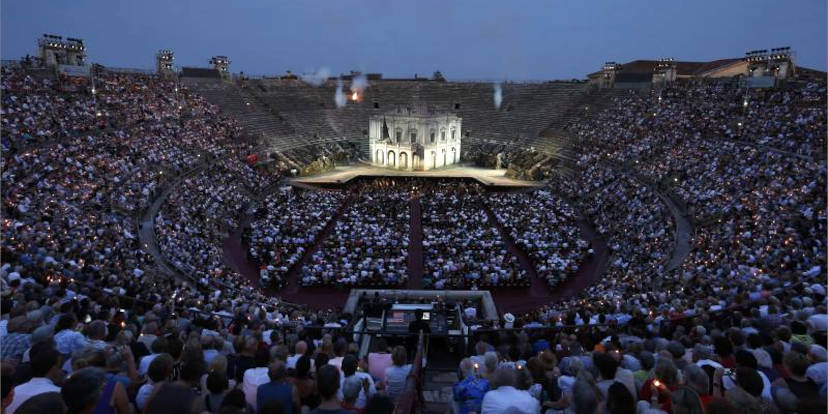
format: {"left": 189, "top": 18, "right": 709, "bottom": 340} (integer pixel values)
{"left": 422, "top": 369, "right": 457, "bottom": 414}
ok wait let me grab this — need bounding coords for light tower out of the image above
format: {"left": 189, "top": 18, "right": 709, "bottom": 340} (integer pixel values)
{"left": 156, "top": 49, "right": 175, "bottom": 77}
{"left": 652, "top": 58, "right": 676, "bottom": 85}
{"left": 745, "top": 47, "right": 795, "bottom": 85}
{"left": 209, "top": 55, "right": 231, "bottom": 80}
{"left": 38, "top": 34, "right": 86, "bottom": 67}
{"left": 600, "top": 61, "right": 620, "bottom": 89}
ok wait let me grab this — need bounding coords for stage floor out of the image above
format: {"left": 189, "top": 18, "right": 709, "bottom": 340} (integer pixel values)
{"left": 290, "top": 164, "right": 541, "bottom": 188}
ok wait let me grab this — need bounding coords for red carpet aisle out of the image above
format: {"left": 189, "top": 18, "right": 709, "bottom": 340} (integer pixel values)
{"left": 407, "top": 194, "right": 425, "bottom": 289}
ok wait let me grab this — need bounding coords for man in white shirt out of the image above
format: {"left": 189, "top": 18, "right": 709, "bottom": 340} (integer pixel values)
{"left": 481, "top": 367, "right": 540, "bottom": 414}
{"left": 7, "top": 342, "right": 62, "bottom": 414}
{"left": 137, "top": 336, "right": 168, "bottom": 376}
{"left": 242, "top": 353, "right": 272, "bottom": 408}
{"left": 286, "top": 341, "right": 313, "bottom": 370}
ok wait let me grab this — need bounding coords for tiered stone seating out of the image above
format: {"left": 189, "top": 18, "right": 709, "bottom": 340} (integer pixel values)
{"left": 188, "top": 78, "right": 597, "bottom": 169}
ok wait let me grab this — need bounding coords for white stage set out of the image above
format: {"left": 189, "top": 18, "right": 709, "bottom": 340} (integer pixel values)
{"left": 369, "top": 106, "right": 462, "bottom": 171}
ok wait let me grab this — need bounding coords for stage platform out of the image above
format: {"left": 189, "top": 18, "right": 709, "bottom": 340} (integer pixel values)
{"left": 289, "top": 164, "right": 541, "bottom": 188}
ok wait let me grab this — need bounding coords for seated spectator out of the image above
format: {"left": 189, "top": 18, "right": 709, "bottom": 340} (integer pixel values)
{"left": 14, "top": 393, "right": 66, "bottom": 414}
{"left": 7, "top": 341, "right": 61, "bottom": 413}
{"left": 453, "top": 358, "right": 489, "bottom": 414}
{"left": 481, "top": 366, "right": 540, "bottom": 414}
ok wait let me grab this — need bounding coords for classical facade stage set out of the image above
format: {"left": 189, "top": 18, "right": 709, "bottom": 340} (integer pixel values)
{"left": 369, "top": 107, "right": 462, "bottom": 171}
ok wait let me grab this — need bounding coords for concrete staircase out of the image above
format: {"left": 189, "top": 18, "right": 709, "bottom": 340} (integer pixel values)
{"left": 421, "top": 369, "right": 457, "bottom": 414}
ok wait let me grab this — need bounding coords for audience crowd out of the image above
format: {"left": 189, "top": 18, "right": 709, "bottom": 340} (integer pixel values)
{"left": 421, "top": 182, "right": 527, "bottom": 289}
{"left": 246, "top": 189, "right": 346, "bottom": 288}
{"left": 488, "top": 190, "right": 591, "bottom": 288}
{"left": 300, "top": 179, "right": 410, "bottom": 287}
{"left": 1, "top": 64, "right": 826, "bottom": 414}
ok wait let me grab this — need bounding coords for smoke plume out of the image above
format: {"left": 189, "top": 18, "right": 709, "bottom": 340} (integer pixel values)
{"left": 493, "top": 82, "right": 502, "bottom": 109}
{"left": 301, "top": 67, "right": 331, "bottom": 86}
{"left": 352, "top": 74, "right": 369, "bottom": 93}
{"left": 334, "top": 79, "right": 347, "bottom": 108}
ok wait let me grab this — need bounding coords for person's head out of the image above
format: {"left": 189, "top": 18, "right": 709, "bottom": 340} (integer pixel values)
{"left": 61, "top": 367, "right": 106, "bottom": 414}
{"left": 713, "top": 335, "right": 733, "bottom": 358}
{"left": 667, "top": 341, "right": 686, "bottom": 360}
{"left": 314, "top": 352, "right": 330, "bottom": 376}
{"left": 179, "top": 355, "right": 206, "bottom": 384}
{"left": 151, "top": 336, "right": 169, "bottom": 354}
{"left": 572, "top": 378, "right": 599, "bottom": 414}
{"left": 271, "top": 345, "right": 289, "bottom": 363}
{"left": 342, "top": 376, "right": 363, "bottom": 405}
{"left": 491, "top": 367, "right": 517, "bottom": 389}
{"left": 206, "top": 370, "right": 229, "bottom": 395}
{"left": 475, "top": 341, "right": 488, "bottom": 356}
{"left": 296, "top": 354, "right": 312, "bottom": 379}
{"left": 87, "top": 320, "right": 107, "bottom": 340}
{"left": 734, "top": 367, "right": 763, "bottom": 398}
{"left": 294, "top": 340, "right": 307, "bottom": 356}
{"left": 146, "top": 383, "right": 199, "bottom": 414}
{"left": 317, "top": 364, "right": 341, "bottom": 401}
{"left": 734, "top": 349, "right": 758, "bottom": 370}
{"left": 209, "top": 354, "right": 228, "bottom": 374}
{"left": 458, "top": 358, "right": 475, "bottom": 378}
{"left": 30, "top": 340, "right": 60, "bottom": 378}
{"left": 364, "top": 394, "right": 394, "bottom": 414}
{"left": 605, "top": 382, "right": 635, "bottom": 414}
{"left": 268, "top": 360, "right": 287, "bottom": 382}
{"left": 683, "top": 364, "right": 710, "bottom": 396}
{"left": 55, "top": 313, "right": 78, "bottom": 332}
{"left": 392, "top": 345, "right": 407, "bottom": 367}
{"left": 671, "top": 386, "right": 704, "bottom": 414}
{"left": 334, "top": 338, "right": 348, "bottom": 357}
{"left": 147, "top": 353, "right": 174, "bottom": 383}
{"left": 220, "top": 389, "right": 247, "bottom": 410}
{"left": 653, "top": 357, "right": 679, "bottom": 386}
{"left": 15, "top": 392, "right": 67, "bottom": 414}
{"left": 593, "top": 352, "right": 619, "bottom": 381}
{"left": 483, "top": 351, "right": 498, "bottom": 374}
{"left": 341, "top": 354, "right": 358, "bottom": 377}
{"left": 783, "top": 351, "right": 809, "bottom": 377}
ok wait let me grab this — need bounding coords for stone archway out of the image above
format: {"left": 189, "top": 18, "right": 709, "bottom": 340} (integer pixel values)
{"left": 451, "top": 147, "right": 457, "bottom": 164}
{"left": 399, "top": 152, "right": 408, "bottom": 169}
{"left": 387, "top": 150, "right": 396, "bottom": 168}
{"left": 413, "top": 154, "right": 420, "bottom": 170}
{"left": 375, "top": 149, "right": 384, "bottom": 165}
{"left": 442, "top": 148, "right": 447, "bottom": 167}
{"left": 430, "top": 151, "right": 437, "bottom": 169}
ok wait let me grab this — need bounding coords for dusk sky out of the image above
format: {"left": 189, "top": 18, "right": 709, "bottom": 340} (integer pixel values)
{"left": 2, "top": 0, "right": 825, "bottom": 81}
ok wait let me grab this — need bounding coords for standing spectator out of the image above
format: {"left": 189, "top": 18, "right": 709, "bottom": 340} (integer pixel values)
{"left": 257, "top": 361, "right": 300, "bottom": 414}
{"left": 382, "top": 346, "right": 410, "bottom": 404}
{"left": 7, "top": 342, "right": 61, "bottom": 413}
{"left": 309, "top": 365, "right": 350, "bottom": 414}
{"left": 340, "top": 355, "right": 375, "bottom": 409}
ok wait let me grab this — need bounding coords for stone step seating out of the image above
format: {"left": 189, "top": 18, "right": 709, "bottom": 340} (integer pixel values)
{"left": 421, "top": 369, "right": 458, "bottom": 414}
